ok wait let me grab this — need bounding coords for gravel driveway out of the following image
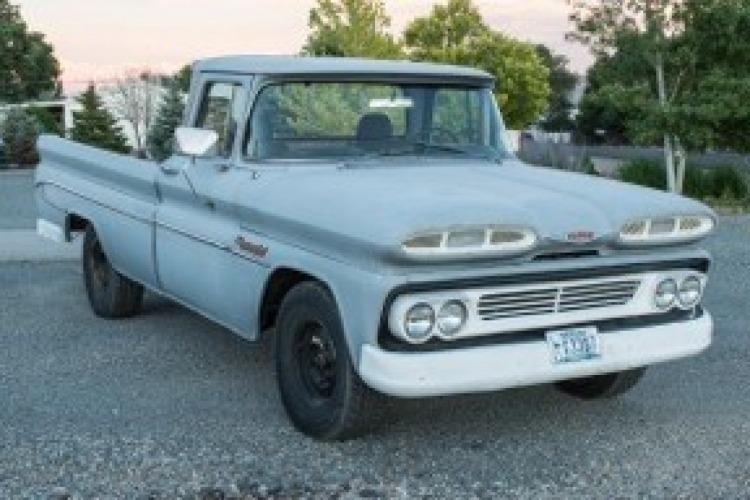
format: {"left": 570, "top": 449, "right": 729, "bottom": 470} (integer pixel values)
{"left": 1, "top": 217, "right": 749, "bottom": 498}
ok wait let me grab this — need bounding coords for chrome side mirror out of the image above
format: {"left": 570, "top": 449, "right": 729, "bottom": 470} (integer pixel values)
{"left": 174, "top": 127, "right": 218, "bottom": 157}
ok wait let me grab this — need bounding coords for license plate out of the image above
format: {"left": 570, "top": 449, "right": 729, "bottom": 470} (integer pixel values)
{"left": 546, "top": 327, "right": 601, "bottom": 364}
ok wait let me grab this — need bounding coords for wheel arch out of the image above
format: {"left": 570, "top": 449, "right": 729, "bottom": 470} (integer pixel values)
{"left": 66, "top": 212, "right": 91, "bottom": 236}
{"left": 258, "top": 266, "right": 337, "bottom": 334}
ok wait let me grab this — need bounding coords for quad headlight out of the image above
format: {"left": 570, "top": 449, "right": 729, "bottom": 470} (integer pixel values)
{"left": 436, "top": 300, "right": 468, "bottom": 337}
{"left": 401, "top": 300, "right": 468, "bottom": 343}
{"left": 619, "top": 215, "right": 714, "bottom": 245}
{"left": 678, "top": 275, "right": 703, "bottom": 308}
{"left": 654, "top": 274, "right": 705, "bottom": 310}
{"left": 404, "top": 303, "right": 435, "bottom": 341}
{"left": 654, "top": 278, "right": 678, "bottom": 310}
{"left": 402, "top": 225, "right": 537, "bottom": 259}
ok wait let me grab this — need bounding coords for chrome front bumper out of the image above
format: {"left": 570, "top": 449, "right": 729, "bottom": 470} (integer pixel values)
{"left": 358, "top": 311, "right": 712, "bottom": 398}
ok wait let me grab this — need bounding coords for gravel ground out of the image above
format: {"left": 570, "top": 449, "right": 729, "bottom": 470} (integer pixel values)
{"left": 0, "top": 170, "right": 36, "bottom": 229}
{"left": 1, "top": 217, "right": 749, "bottom": 498}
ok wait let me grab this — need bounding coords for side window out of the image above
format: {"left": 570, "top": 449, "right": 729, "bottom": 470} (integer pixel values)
{"left": 195, "top": 82, "right": 243, "bottom": 157}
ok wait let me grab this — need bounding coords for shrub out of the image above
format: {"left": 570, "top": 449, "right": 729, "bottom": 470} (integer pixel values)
{"left": 0, "top": 141, "right": 7, "bottom": 168}
{"left": 26, "top": 106, "right": 64, "bottom": 135}
{"left": 618, "top": 159, "right": 666, "bottom": 190}
{"left": 0, "top": 108, "right": 40, "bottom": 167}
{"left": 580, "top": 156, "right": 599, "bottom": 176}
{"left": 705, "top": 165, "right": 748, "bottom": 200}
{"left": 682, "top": 165, "right": 709, "bottom": 199}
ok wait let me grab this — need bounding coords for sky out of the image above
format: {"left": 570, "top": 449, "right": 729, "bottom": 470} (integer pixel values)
{"left": 15, "top": 0, "right": 593, "bottom": 93}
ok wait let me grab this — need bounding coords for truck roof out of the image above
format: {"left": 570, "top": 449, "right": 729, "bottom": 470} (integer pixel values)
{"left": 194, "top": 55, "right": 494, "bottom": 85}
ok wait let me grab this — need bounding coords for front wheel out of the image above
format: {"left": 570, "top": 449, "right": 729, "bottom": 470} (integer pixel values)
{"left": 83, "top": 225, "right": 144, "bottom": 318}
{"left": 275, "top": 282, "right": 386, "bottom": 440}
{"left": 555, "top": 368, "right": 646, "bottom": 399}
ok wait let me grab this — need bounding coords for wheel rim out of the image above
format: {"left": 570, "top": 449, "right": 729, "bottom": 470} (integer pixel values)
{"left": 293, "top": 320, "right": 337, "bottom": 400}
{"left": 90, "top": 239, "right": 110, "bottom": 289}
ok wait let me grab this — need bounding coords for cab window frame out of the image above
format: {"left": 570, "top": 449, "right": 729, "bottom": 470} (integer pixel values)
{"left": 192, "top": 78, "right": 246, "bottom": 159}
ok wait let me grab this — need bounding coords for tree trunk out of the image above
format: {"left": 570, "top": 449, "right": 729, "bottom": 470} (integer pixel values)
{"left": 674, "top": 138, "right": 687, "bottom": 194}
{"left": 654, "top": 54, "right": 678, "bottom": 193}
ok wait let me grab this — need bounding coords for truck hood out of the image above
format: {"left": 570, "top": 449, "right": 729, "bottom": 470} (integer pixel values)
{"left": 239, "top": 158, "right": 714, "bottom": 263}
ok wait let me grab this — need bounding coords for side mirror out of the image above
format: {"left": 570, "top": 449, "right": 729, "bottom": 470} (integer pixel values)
{"left": 174, "top": 127, "right": 218, "bottom": 157}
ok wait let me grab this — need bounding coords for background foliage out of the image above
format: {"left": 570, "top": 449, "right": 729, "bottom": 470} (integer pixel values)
{"left": 69, "top": 85, "right": 131, "bottom": 154}
{"left": 0, "top": 108, "right": 39, "bottom": 166}
{"left": 0, "top": 0, "right": 61, "bottom": 103}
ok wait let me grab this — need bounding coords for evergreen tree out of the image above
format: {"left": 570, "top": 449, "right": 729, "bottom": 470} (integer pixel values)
{"left": 69, "top": 84, "right": 131, "bottom": 154}
{"left": 146, "top": 81, "right": 185, "bottom": 161}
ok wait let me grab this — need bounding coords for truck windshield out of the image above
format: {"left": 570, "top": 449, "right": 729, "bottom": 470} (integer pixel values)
{"left": 244, "top": 81, "right": 511, "bottom": 161}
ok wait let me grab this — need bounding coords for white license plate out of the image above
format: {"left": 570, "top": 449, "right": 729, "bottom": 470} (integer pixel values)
{"left": 546, "top": 327, "right": 601, "bottom": 364}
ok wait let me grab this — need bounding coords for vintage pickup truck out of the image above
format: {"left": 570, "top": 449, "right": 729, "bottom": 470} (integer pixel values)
{"left": 36, "top": 56, "right": 715, "bottom": 440}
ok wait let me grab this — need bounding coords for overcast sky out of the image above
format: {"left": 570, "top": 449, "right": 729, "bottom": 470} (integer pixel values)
{"left": 16, "top": 0, "right": 592, "bottom": 92}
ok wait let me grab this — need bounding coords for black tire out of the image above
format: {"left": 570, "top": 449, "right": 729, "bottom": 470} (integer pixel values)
{"left": 82, "top": 225, "right": 143, "bottom": 318}
{"left": 275, "top": 282, "right": 387, "bottom": 440}
{"left": 555, "top": 367, "right": 646, "bottom": 400}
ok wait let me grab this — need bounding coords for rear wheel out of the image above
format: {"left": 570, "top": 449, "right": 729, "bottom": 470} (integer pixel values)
{"left": 555, "top": 368, "right": 646, "bottom": 399}
{"left": 82, "top": 225, "right": 143, "bottom": 318}
{"left": 275, "top": 282, "right": 386, "bottom": 440}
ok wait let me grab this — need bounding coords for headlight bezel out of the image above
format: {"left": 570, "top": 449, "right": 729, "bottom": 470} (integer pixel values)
{"left": 618, "top": 215, "right": 715, "bottom": 246}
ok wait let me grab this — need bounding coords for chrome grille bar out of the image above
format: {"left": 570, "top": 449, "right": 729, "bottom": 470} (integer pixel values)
{"left": 477, "top": 279, "right": 641, "bottom": 321}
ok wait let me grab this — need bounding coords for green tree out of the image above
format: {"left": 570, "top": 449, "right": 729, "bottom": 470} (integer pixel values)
{"left": 303, "top": 0, "right": 402, "bottom": 58}
{"left": 569, "top": 0, "right": 750, "bottom": 193}
{"left": 147, "top": 81, "right": 185, "bottom": 161}
{"left": 0, "top": 0, "right": 61, "bottom": 103}
{"left": 174, "top": 64, "right": 192, "bottom": 93}
{"left": 27, "top": 106, "right": 63, "bottom": 135}
{"left": 1, "top": 107, "right": 39, "bottom": 166}
{"left": 69, "top": 84, "right": 131, "bottom": 154}
{"left": 404, "top": 0, "right": 549, "bottom": 129}
{"left": 535, "top": 45, "right": 579, "bottom": 132}
{"left": 569, "top": 0, "right": 686, "bottom": 191}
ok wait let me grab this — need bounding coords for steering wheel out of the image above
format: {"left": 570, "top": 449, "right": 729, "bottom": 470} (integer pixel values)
{"left": 429, "top": 126, "right": 463, "bottom": 144}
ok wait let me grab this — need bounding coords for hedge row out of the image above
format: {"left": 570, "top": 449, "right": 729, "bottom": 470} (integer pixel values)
{"left": 618, "top": 159, "right": 748, "bottom": 202}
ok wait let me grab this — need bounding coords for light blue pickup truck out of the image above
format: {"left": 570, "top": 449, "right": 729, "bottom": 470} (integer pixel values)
{"left": 36, "top": 56, "right": 715, "bottom": 440}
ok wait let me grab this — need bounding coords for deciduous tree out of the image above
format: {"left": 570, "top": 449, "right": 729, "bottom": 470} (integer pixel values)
{"left": 106, "top": 71, "right": 162, "bottom": 156}
{"left": 303, "top": 0, "right": 402, "bottom": 58}
{"left": 535, "top": 45, "right": 579, "bottom": 132}
{"left": 0, "top": 0, "right": 61, "bottom": 103}
{"left": 404, "top": 0, "right": 549, "bottom": 130}
{"left": 569, "top": 0, "right": 750, "bottom": 193}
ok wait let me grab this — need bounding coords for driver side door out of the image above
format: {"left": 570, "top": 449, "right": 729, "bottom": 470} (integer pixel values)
{"left": 155, "top": 75, "right": 265, "bottom": 338}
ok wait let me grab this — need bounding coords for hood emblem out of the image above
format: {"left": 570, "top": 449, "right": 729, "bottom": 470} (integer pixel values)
{"left": 566, "top": 230, "right": 596, "bottom": 244}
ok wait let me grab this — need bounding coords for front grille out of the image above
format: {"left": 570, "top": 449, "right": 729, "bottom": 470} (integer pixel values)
{"left": 477, "top": 278, "right": 641, "bottom": 321}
